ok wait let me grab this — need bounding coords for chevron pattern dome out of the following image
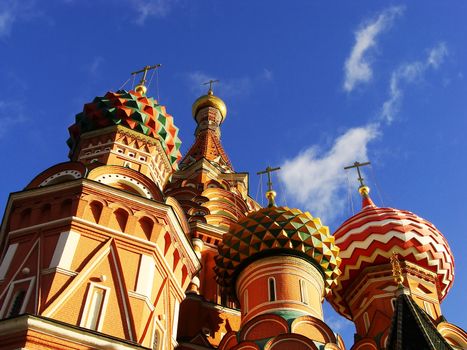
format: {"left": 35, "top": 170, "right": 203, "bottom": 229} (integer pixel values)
{"left": 329, "top": 203, "right": 455, "bottom": 319}
{"left": 67, "top": 90, "right": 182, "bottom": 168}
{"left": 215, "top": 206, "right": 341, "bottom": 296}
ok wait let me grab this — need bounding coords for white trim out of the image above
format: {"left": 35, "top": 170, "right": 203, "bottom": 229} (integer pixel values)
{"left": 80, "top": 282, "right": 110, "bottom": 331}
{"left": 0, "top": 315, "right": 144, "bottom": 350}
{"left": 0, "top": 276, "right": 35, "bottom": 318}
{"left": 363, "top": 312, "right": 370, "bottom": 333}
{"left": 0, "top": 243, "right": 18, "bottom": 280}
{"left": 172, "top": 299, "right": 180, "bottom": 340}
{"left": 49, "top": 231, "right": 80, "bottom": 270}
{"left": 136, "top": 254, "right": 156, "bottom": 299}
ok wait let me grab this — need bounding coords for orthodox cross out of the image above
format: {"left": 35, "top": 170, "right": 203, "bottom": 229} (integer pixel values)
{"left": 203, "top": 79, "right": 219, "bottom": 92}
{"left": 131, "top": 64, "right": 162, "bottom": 85}
{"left": 344, "top": 161, "right": 371, "bottom": 187}
{"left": 257, "top": 166, "right": 281, "bottom": 192}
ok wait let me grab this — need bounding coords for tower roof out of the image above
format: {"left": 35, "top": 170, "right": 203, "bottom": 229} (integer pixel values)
{"left": 67, "top": 89, "right": 182, "bottom": 169}
{"left": 215, "top": 206, "right": 341, "bottom": 297}
{"left": 387, "top": 293, "right": 454, "bottom": 350}
{"left": 192, "top": 87, "right": 227, "bottom": 120}
{"left": 328, "top": 189, "right": 455, "bottom": 319}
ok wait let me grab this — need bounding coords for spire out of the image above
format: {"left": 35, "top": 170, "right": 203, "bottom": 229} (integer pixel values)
{"left": 180, "top": 82, "right": 232, "bottom": 171}
{"left": 257, "top": 166, "right": 280, "bottom": 207}
{"left": 131, "top": 64, "right": 161, "bottom": 95}
{"left": 344, "top": 161, "right": 375, "bottom": 208}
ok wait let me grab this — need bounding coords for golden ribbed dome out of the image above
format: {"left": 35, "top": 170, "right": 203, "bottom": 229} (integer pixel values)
{"left": 192, "top": 89, "right": 227, "bottom": 119}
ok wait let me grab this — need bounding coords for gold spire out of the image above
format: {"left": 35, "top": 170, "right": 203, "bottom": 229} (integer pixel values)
{"left": 390, "top": 252, "right": 405, "bottom": 287}
{"left": 257, "top": 166, "right": 281, "bottom": 207}
{"left": 131, "top": 64, "right": 161, "bottom": 95}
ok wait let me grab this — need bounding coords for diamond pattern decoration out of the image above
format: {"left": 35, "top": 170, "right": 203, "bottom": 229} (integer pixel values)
{"left": 214, "top": 206, "right": 341, "bottom": 297}
{"left": 67, "top": 89, "right": 182, "bottom": 169}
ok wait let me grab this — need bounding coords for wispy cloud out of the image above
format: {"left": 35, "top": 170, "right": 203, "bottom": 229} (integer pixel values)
{"left": 0, "top": 0, "right": 38, "bottom": 38}
{"left": 380, "top": 42, "right": 448, "bottom": 124}
{"left": 280, "top": 125, "right": 379, "bottom": 221}
{"left": 281, "top": 43, "right": 447, "bottom": 222}
{"left": 325, "top": 314, "right": 353, "bottom": 332}
{"left": 129, "top": 0, "right": 177, "bottom": 25}
{"left": 187, "top": 69, "right": 273, "bottom": 98}
{"left": 343, "top": 6, "right": 404, "bottom": 92}
{"left": 85, "top": 56, "right": 105, "bottom": 76}
{"left": 0, "top": 100, "right": 28, "bottom": 138}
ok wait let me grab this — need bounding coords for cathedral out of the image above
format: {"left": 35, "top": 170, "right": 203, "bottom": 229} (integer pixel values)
{"left": 0, "top": 69, "right": 465, "bottom": 350}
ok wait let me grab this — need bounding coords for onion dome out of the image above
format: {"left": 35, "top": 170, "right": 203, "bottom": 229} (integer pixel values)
{"left": 215, "top": 206, "right": 341, "bottom": 297}
{"left": 67, "top": 89, "right": 182, "bottom": 169}
{"left": 329, "top": 186, "right": 455, "bottom": 318}
{"left": 192, "top": 88, "right": 227, "bottom": 120}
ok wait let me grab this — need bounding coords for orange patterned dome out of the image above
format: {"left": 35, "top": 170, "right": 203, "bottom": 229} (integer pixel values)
{"left": 215, "top": 206, "right": 341, "bottom": 297}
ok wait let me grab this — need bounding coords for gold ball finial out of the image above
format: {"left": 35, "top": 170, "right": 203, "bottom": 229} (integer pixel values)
{"left": 358, "top": 185, "right": 370, "bottom": 197}
{"left": 266, "top": 190, "right": 277, "bottom": 207}
{"left": 135, "top": 84, "right": 147, "bottom": 95}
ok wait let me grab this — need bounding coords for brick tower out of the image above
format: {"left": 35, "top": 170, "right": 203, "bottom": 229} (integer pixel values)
{"left": 0, "top": 79, "right": 200, "bottom": 350}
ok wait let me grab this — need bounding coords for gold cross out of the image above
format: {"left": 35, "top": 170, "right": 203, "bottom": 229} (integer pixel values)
{"left": 344, "top": 161, "right": 371, "bottom": 187}
{"left": 257, "top": 166, "right": 281, "bottom": 192}
{"left": 131, "top": 64, "right": 162, "bottom": 85}
{"left": 203, "top": 79, "right": 219, "bottom": 92}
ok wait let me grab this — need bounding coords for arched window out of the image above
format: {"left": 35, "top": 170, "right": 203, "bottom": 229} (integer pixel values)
{"left": 40, "top": 203, "right": 52, "bottom": 222}
{"left": 244, "top": 289, "right": 249, "bottom": 315}
{"left": 268, "top": 277, "right": 276, "bottom": 302}
{"left": 363, "top": 312, "right": 370, "bottom": 333}
{"left": 114, "top": 208, "right": 129, "bottom": 232}
{"left": 8, "top": 290, "right": 26, "bottom": 317}
{"left": 61, "top": 198, "right": 73, "bottom": 216}
{"left": 299, "top": 279, "right": 308, "bottom": 305}
{"left": 90, "top": 201, "right": 103, "bottom": 223}
{"left": 138, "top": 217, "right": 154, "bottom": 240}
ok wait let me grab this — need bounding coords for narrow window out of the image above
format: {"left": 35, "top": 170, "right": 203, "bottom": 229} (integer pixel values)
{"left": 424, "top": 301, "right": 434, "bottom": 318}
{"left": 363, "top": 312, "right": 370, "bottom": 333}
{"left": 300, "top": 279, "right": 308, "bottom": 305}
{"left": 82, "top": 286, "right": 107, "bottom": 330}
{"left": 244, "top": 289, "right": 249, "bottom": 314}
{"left": 8, "top": 290, "right": 26, "bottom": 317}
{"left": 268, "top": 277, "right": 276, "bottom": 301}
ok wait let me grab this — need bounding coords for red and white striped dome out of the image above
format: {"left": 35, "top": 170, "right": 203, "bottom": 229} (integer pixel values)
{"left": 328, "top": 191, "right": 455, "bottom": 319}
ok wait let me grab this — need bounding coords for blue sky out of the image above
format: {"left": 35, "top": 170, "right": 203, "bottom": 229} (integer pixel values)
{"left": 0, "top": 0, "right": 465, "bottom": 345}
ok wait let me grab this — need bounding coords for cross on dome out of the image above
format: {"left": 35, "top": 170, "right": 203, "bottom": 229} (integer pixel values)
{"left": 257, "top": 165, "right": 281, "bottom": 207}
{"left": 131, "top": 64, "right": 162, "bottom": 95}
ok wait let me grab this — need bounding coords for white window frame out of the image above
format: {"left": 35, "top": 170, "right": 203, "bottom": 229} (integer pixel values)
{"left": 0, "top": 277, "right": 35, "bottom": 318}
{"left": 80, "top": 283, "right": 110, "bottom": 331}
{"left": 299, "top": 279, "right": 309, "bottom": 305}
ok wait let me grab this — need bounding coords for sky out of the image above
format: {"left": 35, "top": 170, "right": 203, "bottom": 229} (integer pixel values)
{"left": 0, "top": 0, "right": 466, "bottom": 346}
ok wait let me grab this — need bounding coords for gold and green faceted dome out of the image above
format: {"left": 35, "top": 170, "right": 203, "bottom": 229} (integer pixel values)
{"left": 215, "top": 206, "right": 341, "bottom": 296}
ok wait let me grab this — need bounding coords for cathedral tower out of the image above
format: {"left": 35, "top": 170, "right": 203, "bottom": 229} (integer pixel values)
{"left": 328, "top": 178, "right": 467, "bottom": 350}
{"left": 215, "top": 188, "right": 344, "bottom": 349}
{"left": 0, "top": 76, "right": 200, "bottom": 350}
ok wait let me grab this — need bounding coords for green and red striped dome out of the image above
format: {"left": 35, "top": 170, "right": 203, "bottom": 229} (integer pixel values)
{"left": 67, "top": 89, "right": 182, "bottom": 168}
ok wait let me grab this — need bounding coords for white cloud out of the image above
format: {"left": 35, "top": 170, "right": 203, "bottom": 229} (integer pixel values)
{"left": 325, "top": 314, "right": 353, "bottom": 332}
{"left": 130, "top": 0, "right": 176, "bottom": 24}
{"left": 280, "top": 125, "right": 379, "bottom": 222}
{"left": 343, "top": 6, "right": 404, "bottom": 92}
{"left": 186, "top": 69, "right": 273, "bottom": 98}
{"left": 380, "top": 42, "right": 448, "bottom": 124}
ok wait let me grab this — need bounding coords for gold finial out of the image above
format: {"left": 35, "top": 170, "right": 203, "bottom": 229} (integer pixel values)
{"left": 131, "top": 64, "right": 162, "bottom": 95}
{"left": 344, "top": 161, "right": 371, "bottom": 195}
{"left": 390, "top": 252, "right": 405, "bottom": 286}
{"left": 203, "top": 79, "right": 219, "bottom": 95}
{"left": 257, "top": 166, "right": 281, "bottom": 207}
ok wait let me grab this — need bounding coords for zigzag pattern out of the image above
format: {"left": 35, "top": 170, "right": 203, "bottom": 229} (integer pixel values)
{"left": 329, "top": 205, "right": 455, "bottom": 319}
{"left": 214, "top": 206, "right": 341, "bottom": 297}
